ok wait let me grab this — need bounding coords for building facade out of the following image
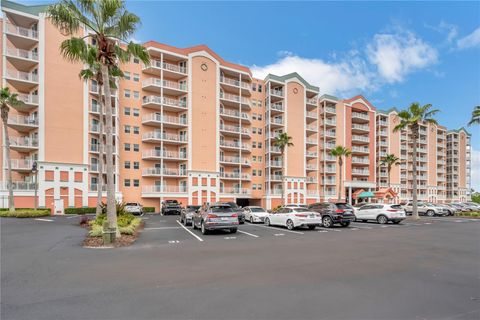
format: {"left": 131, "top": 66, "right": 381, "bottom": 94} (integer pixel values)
{"left": 0, "top": 1, "right": 472, "bottom": 212}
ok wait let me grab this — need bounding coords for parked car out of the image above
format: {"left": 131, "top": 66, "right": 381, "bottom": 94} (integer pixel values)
{"left": 460, "top": 202, "right": 480, "bottom": 211}
{"left": 403, "top": 202, "right": 448, "bottom": 216}
{"left": 355, "top": 204, "right": 406, "bottom": 224}
{"left": 448, "top": 203, "right": 469, "bottom": 212}
{"left": 436, "top": 203, "right": 458, "bottom": 216}
{"left": 192, "top": 203, "right": 239, "bottom": 234}
{"left": 307, "top": 202, "right": 355, "bottom": 228}
{"left": 124, "top": 202, "right": 143, "bottom": 216}
{"left": 161, "top": 200, "right": 182, "bottom": 215}
{"left": 264, "top": 207, "right": 322, "bottom": 230}
{"left": 222, "top": 202, "right": 245, "bottom": 224}
{"left": 465, "top": 202, "right": 480, "bottom": 210}
{"left": 284, "top": 204, "right": 307, "bottom": 209}
{"left": 243, "top": 206, "right": 269, "bottom": 223}
{"left": 180, "top": 205, "right": 200, "bottom": 226}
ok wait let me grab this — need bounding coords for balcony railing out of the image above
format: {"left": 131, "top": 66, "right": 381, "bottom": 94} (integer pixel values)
{"left": 306, "top": 125, "right": 317, "bottom": 131}
{"left": 10, "top": 137, "right": 38, "bottom": 148}
{"left": 143, "top": 168, "right": 187, "bottom": 176}
{"left": 352, "top": 135, "right": 370, "bottom": 143}
{"left": 323, "top": 179, "right": 336, "bottom": 185}
{"left": 352, "top": 157, "right": 369, "bottom": 164}
{"left": 352, "top": 169, "right": 369, "bottom": 175}
{"left": 220, "top": 156, "right": 250, "bottom": 165}
{"left": 5, "top": 23, "right": 38, "bottom": 39}
{"left": 8, "top": 115, "right": 38, "bottom": 126}
{"left": 352, "top": 124, "right": 369, "bottom": 131}
{"left": 16, "top": 94, "right": 38, "bottom": 105}
{"left": 352, "top": 146, "right": 369, "bottom": 153}
{"left": 269, "top": 160, "right": 283, "bottom": 167}
{"left": 220, "top": 172, "right": 251, "bottom": 179}
{"left": 142, "top": 78, "right": 188, "bottom": 91}
{"left": 306, "top": 111, "right": 317, "bottom": 118}
{"left": 324, "top": 106, "right": 336, "bottom": 113}
{"left": 220, "top": 108, "right": 250, "bottom": 120}
{"left": 306, "top": 97, "right": 318, "bottom": 105}
{"left": 220, "top": 140, "right": 250, "bottom": 150}
{"left": 220, "top": 187, "right": 251, "bottom": 195}
{"left": 220, "top": 124, "right": 250, "bottom": 134}
{"left": 323, "top": 118, "right": 337, "bottom": 126}
{"left": 143, "top": 185, "right": 187, "bottom": 193}
{"left": 0, "top": 181, "right": 36, "bottom": 191}
{"left": 6, "top": 47, "right": 38, "bottom": 60}
{"left": 142, "top": 149, "right": 187, "bottom": 159}
{"left": 323, "top": 167, "right": 336, "bottom": 173}
{"left": 163, "top": 62, "right": 187, "bottom": 74}
{"left": 324, "top": 154, "right": 336, "bottom": 161}
{"left": 324, "top": 130, "right": 336, "bottom": 138}
{"left": 270, "top": 118, "right": 284, "bottom": 125}
{"left": 306, "top": 138, "right": 318, "bottom": 144}
{"left": 220, "top": 76, "right": 251, "bottom": 90}
{"left": 142, "top": 114, "right": 187, "bottom": 125}
{"left": 10, "top": 159, "right": 34, "bottom": 170}
{"left": 306, "top": 164, "right": 317, "bottom": 170}
{"left": 271, "top": 102, "right": 284, "bottom": 112}
{"left": 6, "top": 69, "right": 38, "bottom": 82}
{"left": 306, "top": 151, "right": 317, "bottom": 157}
{"left": 142, "top": 95, "right": 187, "bottom": 109}
{"left": 351, "top": 112, "right": 369, "bottom": 120}
{"left": 220, "top": 92, "right": 250, "bottom": 105}
{"left": 142, "top": 132, "right": 188, "bottom": 142}
{"left": 269, "top": 88, "right": 284, "bottom": 97}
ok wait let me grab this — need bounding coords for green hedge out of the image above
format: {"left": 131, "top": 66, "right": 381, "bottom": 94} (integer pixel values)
{"left": 144, "top": 207, "right": 155, "bottom": 213}
{"left": 0, "top": 207, "right": 51, "bottom": 214}
{"left": 89, "top": 216, "right": 141, "bottom": 237}
{"left": 457, "top": 211, "right": 480, "bottom": 217}
{"left": 0, "top": 209, "right": 51, "bottom": 218}
{"left": 65, "top": 207, "right": 96, "bottom": 215}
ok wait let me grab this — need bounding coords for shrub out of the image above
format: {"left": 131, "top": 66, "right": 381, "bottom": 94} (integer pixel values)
{"left": 92, "top": 213, "right": 135, "bottom": 228}
{"left": 100, "top": 201, "right": 127, "bottom": 215}
{"left": 89, "top": 224, "right": 103, "bottom": 237}
{"left": 0, "top": 209, "right": 51, "bottom": 218}
{"left": 144, "top": 207, "right": 155, "bottom": 213}
{"left": 89, "top": 216, "right": 141, "bottom": 236}
{"left": 65, "top": 207, "right": 96, "bottom": 215}
{"left": 0, "top": 207, "right": 51, "bottom": 214}
{"left": 119, "top": 218, "right": 141, "bottom": 235}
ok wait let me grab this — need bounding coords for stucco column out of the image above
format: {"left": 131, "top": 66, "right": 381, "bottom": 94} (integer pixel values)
{"left": 348, "top": 186, "right": 352, "bottom": 204}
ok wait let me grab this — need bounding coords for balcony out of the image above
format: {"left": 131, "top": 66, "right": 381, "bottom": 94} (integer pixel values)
{"left": 352, "top": 157, "right": 369, "bottom": 165}
{"left": 352, "top": 123, "right": 370, "bottom": 132}
{"left": 270, "top": 117, "right": 284, "bottom": 127}
{"left": 6, "top": 69, "right": 38, "bottom": 91}
{"left": 0, "top": 181, "right": 36, "bottom": 191}
{"left": 142, "top": 132, "right": 188, "bottom": 144}
{"left": 9, "top": 136, "right": 38, "bottom": 152}
{"left": 142, "top": 114, "right": 188, "bottom": 128}
{"left": 7, "top": 115, "right": 38, "bottom": 132}
{"left": 323, "top": 167, "right": 336, "bottom": 174}
{"left": 220, "top": 172, "right": 251, "bottom": 180}
{"left": 142, "top": 149, "right": 187, "bottom": 161}
{"left": 323, "top": 118, "right": 337, "bottom": 127}
{"left": 89, "top": 84, "right": 118, "bottom": 97}
{"left": 306, "top": 97, "right": 318, "bottom": 106}
{"left": 324, "top": 106, "right": 336, "bottom": 114}
{"left": 378, "top": 130, "right": 388, "bottom": 137}
{"left": 352, "top": 169, "right": 370, "bottom": 176}
{"left": 270, "top": 102, "right": 284, "bottom": 113}
{"left": 378, "top": 151, "right": 387, "bottom": 158}
{"left": 220, "top": 187, "right": 251, "bottom": 196}
{"left": 220, "top": 156, "right": 250, "bottom": 166}
{"left": 220, "top": 124, "right": 250, "bottom": 137}
{"left": 13, "top": 94, "right": 38, "bottom": 112}
{"left": 323, "top": 154, "right": 336, "bottom": 162}
{"left": 352, "top": 135, "right": 370, "bottom": 144}
{"left": 5, "top": 22, "right": 38, "bottom": 48}
{"left": 352, "top": 146, "right": 369, "bottom": 154}
{"left": 220, "top": 108, "right": 250, "bottom": 123}
{"left": 269, "top": 146, "right": 281, "bottom": 154}
{"left": 142, "top": 168, "right": 187, "bottom": 177}
{"left": 324, "top": 142, "right": 336, "bottom": 150}
{"left": 268, "top": 160, "right": 283, "bottom": 168}
{"left": 306, "top": 151, "right": 318, "bottom": 158}
{"left": 220, "top": 76, "right": 251, "bottom": 91}
{"left": 142, "top": 95, "right": 187, "bottom": 111}
{"left": 220, "top": 140, "right": 251, "bottom": 152}
{"left": 10, "top": 159, "right": 34, "bottom": 172}
{"left": 306, "top": 176, "right": 317, "bottom": 183}
{"left": 220, "top": 92, "right": 251, "bottom": 109}
{"left": 142, "top": 185, "right": 187, "bottom": 194}
{"left": 351, "top": 112, "right": 369, "bottom": 122}
{"left": 6, "top": 47, "right": 38, "bottom": 70}
{"left": 306, "top": 164, "right": 317, "bottom": 171}
{"left": 323, "top": 130, "right": 336, "bottom": 138}
{"left": 306, "top": 111, "right": 317, "bottom": 119}
{"left": 306, "top": 138, "right": 318, "bottom": 145}
{"left": 142, "top": 78, "right": 187, "bottom": 95}
{"left": 269, "top": 88, "right": 284, "bottom": 97}
{"left": 306, "top": 124, "right": 317, "bottom": 132}
{"left": 378, "top": 119, "right": 388, "bottom": 126}
{"left": 323, "top": 178, "right": 336, "bottom": 185}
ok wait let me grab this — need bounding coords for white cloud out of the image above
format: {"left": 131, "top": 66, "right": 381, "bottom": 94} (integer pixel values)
{"left": 366, "top": 30, "right": 438, "bottom": 83}
{"left": 425, "top": 21, "right": 458, "bottom": 44}
{"left": 251, "top": 27, "right": 438, "bottom": 96}
{"left": 471, "top": 148, "right": 480, "bottom": 192}
{"left": 457, "top": 27, "right": 480, "bottom": 50}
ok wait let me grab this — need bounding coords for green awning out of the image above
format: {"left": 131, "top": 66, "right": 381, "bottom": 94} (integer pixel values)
{"left": 358, "top": 191, "right": 374, "bottom": 198}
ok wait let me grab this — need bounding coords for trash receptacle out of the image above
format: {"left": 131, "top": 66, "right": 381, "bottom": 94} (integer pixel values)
{"left": 102, "top": 221, "right": 116, "bottom": 245}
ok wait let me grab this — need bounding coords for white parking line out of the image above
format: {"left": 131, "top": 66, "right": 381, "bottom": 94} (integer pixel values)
{"left": 258, "top": 225, "right": 304, "bottom": 235}
{"left": 144, "top": 227, "right": 182, "bottom": 230}
{"left": 35, "top": 218, "right": 54, "bottom": 222}
{"left": 317, "top": 230, "right": 328, "bottom": 233}
{"left": 66, "top": 215, "right": 78, "bottom": 219}
{"left": 176, "top": 220, "right": 204, "bottom": 242}
{"left": 238, "top": 230, "right": 259, "bottom": 238}
{"left": 224, "top": 237, "right": 237, "bottom": 240}
{"left": 274, "top": 233, "right": 285, "bottom": 236}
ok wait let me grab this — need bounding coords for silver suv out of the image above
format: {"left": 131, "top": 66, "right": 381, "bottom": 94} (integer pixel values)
{"left": 403, "top": 202, "right": 448, "bottom": 217}
{"left": 192, "top": 203, "right": 239, "bottom": 235}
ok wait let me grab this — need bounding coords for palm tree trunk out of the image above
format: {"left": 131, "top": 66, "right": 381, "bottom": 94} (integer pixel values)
{"left": 387, "top": 165, "right": 391, "bottom": 189}
{"left": 338, "top": 158, "right": 342, "bottom": 201}
{"left": 100, "top": 65, "right": 118, "bottom": 236}
{"left": 281, "top": 150, "right": 285, "bottom": 205}
{"left": 2, "top": 110, "right": 14, "bottom": 212}
{"left": 96, "top": 85, "right": 104, "bottom": 218}
{"left": 412, "top": 128, "right": 419, "bottom": 220}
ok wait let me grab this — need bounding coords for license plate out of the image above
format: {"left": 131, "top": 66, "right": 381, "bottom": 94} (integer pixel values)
{"left": 309, "top": 214, "right": 315, "bottom": 218}
{"left": 221, "top": 217, "right": 229, "bottom": 221}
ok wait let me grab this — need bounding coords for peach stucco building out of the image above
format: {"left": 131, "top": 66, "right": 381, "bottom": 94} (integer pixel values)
{"left": 0, "top": 1, "right": 472, "bottom": 213}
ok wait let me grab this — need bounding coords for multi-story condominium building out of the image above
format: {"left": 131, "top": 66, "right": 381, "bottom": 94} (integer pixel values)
{"left": 0, "top": 1, "right": 472, "bottom": 212}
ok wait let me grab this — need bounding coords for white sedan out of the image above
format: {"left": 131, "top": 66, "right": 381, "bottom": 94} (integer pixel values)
{"left": 243, "top": 206, "right": 269, "bottom": 223}
{"left": 265, "top": 207, "right": 322, "bottom": 230}
{"left": 355, "top": 204, "right": 406, "bottom": 224}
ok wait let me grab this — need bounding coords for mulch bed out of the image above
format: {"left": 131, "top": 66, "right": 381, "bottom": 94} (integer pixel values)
{"left": 83, "top": 221, "right": 145, "bottom": 248}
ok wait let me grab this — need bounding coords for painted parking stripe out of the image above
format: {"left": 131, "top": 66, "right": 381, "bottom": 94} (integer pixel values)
{"left": 35, "top": 218, "right": 54, "bottom": 222}
{"left": 317, "top": 230, "right": 328, "bottom": 233}
{"left": 145, "top": 227, "right": 182, "bottom": 230}
{"left": 238, "top": 230, "right": 259, "bottom": 238}
{"left": 258, "top": 225, "right": 304, "bottom": 235}
{"left": 176, "top": 220, "right": 204, "bottom": 242}
{"left": 66, "top": 215, "right": 79, "bottom": 219}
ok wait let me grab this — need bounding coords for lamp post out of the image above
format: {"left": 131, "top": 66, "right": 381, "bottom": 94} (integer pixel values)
{"left": 31, "top": 161, "right": 38, "bottom": 210}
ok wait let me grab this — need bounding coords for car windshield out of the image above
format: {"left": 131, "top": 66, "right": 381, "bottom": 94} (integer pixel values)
{"left": 250, "top": 207, "right": 266, "bottom": 212}
{"left": 390, "top": 205, "right": 403, "bottom": 210}
{"left": 211, "top": 206, "right": 233, "bottom": 213}
{"left": 125, "top": 203, "right": 138, "bottom": 206}
{"left": 187, "top": 206, "right": 200, "bottom": 212}
{"left": 336, "top": 203, "right": 352, "bottom": 210}
{"left": 292, "top": 208, "right": 310, "bottom": 212}
{"left": 226, "top": 202, "right": 239, "bottom": 209}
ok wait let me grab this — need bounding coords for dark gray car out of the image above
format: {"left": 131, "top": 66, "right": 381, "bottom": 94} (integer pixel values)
{"left": 192, "top": 203, "right": 239, "bottom": 235}
{"left": 180, "top": 205, "right": 200, "bottom": 226}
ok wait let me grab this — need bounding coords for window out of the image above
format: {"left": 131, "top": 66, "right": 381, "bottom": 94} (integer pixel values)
{"left": 124, "top": 125, "right": 131, "bottom": 133}
{"left": 253, "top": 155, "right": 257, "bottom": 162}
{"left": 133, "top": 161, "right": 140, "bottom": 169}
{"left": 133, "top": 91, "right": 139, "bottom": 99}
{"left": 124, "top": 107, "right": 131, "bottom": 116}
{"left": 252, "top": 169, "right": 257, "bottom": 176}
{"left": 133, "top": 57, "right": 139, "bottom": 64}
{"left": 133, "top": 179, "right": 139, "bottom": 187}
{"left": 133, "top": 73, "right": 140, "bottom": 82}
{"left": 258, "top": 142, "right": 263, "bottom": 148}
{"left": 257, "top": 100, "right": 262, "bottom": 108}
{"left": 124, "top": 179, "right": 131, "bottom": 187}
{"left": 124, "top": 71, "right": 131, "bottom": 80}
{"left": 124, "top": 89, "right": 131, "bottom": 98}
{"left": 258, "top": 156, "right": 262, "bottom": 162}
{"left": 133, "top": 144, "right": 139, "bottom": 152}
{"left": 258, "top": 170, "right": 262, "bottom": 177}
{"left": 124, "top": 143, "right": 131, "bottom": 151}
{"left": 133, "top": 126, "right": 140, "bottom": 134}
{"left": 257, "top": 184, "right": 262, "bottom": 190}
{"left": 257, "top": 114, "right": 263, "bottom": 121}
{"left": 252, "top": 142, "right": 257, "bottom": 148}
{"left": 252, "top": 127, "right": 257, "bottom": 134}
{"left": 133, "top": 108, "right": 140, "bottom": 117}
{"left": 258, "top": 128, "right": 263, "bottom": 135}
{"left": 252, "top": 113, "right": 257, "bottom": 120}
{"left": 252, "top": 83, "right": 257, "bottom": 91}
{"left": 253, "top": 184, "right": 257, "bottom": 190}
{"left": 124, "top": 161, "right": 131, "bottom": 169}
{"left": 258, "top": 84, "right": 262, "bottom": 92}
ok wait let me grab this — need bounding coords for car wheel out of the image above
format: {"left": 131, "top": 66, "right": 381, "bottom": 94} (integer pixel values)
{"left": 322, "top": 216, "right": 333, "bottom": 228}
{"left": 250, "top": 216, "right": 254, "bottom": 224}
{"left": 230, "top": 228, "right": 237, "bottom": 234}
{"left": 201, "top": 222, "right": 209, "bottom": 235}
{"left": 308, "top": 225, "right": 316, "bottom": 230}
{"left": 340, "top": 221, "right": 350, "bottom": 227}
{"left": 393, "top": 221, "right": 401, "bottom": 224}
{"left": 377, "top": 215, "right": 388, "bottom": 224}
{"left": 426, "top": 210, "right": 435, "bottom": 217}
{"left": 362, "top": 220, "right": 368, "bottom": 222}
{"left": 286, "top": 219, "right": 294, "bottom": 230}
{"left": 265, "top": 218, "right": 271, "bottom": 226}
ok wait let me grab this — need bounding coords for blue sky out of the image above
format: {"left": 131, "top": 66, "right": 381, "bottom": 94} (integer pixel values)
{"left": 15, "top": 1, "right": 480, "bottom": 189}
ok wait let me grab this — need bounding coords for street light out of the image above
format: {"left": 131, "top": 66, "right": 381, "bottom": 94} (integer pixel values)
{"left": 31, "top": 161, "right": 38, "bottom": 210}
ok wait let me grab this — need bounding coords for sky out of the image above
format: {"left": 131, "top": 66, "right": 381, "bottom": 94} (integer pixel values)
{"left": 15, "top": 1, "right": 480, "bottom": 190}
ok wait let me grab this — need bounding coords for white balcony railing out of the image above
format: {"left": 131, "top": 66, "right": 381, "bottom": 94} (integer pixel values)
{"left": 0, "top": 181, "right": 36, "bottom": 191}
{"left": 10, "top": 136, "right": 38, "bottom": 148}
{"left": 8, "top": 115, "right": 38, "bottom": 126}
{"left": 220, "top": 92, "right": 250, "bottom": 105}
{"left": 142, "top": 95, "right": 187, "bottom": 109}
{"left": 352, "top": 112, "right": 369, "bottom": 120}
{"left": 6, "top": 47, "right": 38, "bottom": 61}
{"left": 220, "top": 187, "right": 251, "bottom": 195}
{"left": 352, "top": 135, "right": 370, "bottom": 143}
{"left": 352, "top": 124, "right": 369, "bottom": 131}
{"left": 142, "top": 132, "right": 188, "bottom": 142}
{"left": 10, "top": 159, "right": 34, "bottom": 170}
{"left": 220, "top": 156, "right": 250, "bottom": 165}
{"left": 143, "top": 185, "right": 187, "bottom": 193}
{"left": 142, "top": 78, "right": 187, "bottom": 91}
{"left": 142, "top": 149, "right": 187, "bottom": 159}
{"left": 5, "top": 22, "right": 38, "bottom": 39}
{"left": 142, "top": 114, "right": 187, "bottom": 125}
{"left": 271, "top": 103, "right": 284, "bottom": 112}
{"left": 143, "top": 168, "right": 187, "bottom": 176}
{"left": 220, "top": 140, "right": 250, "bottom": 150}
{"left": 6, "top": 69, "right": 38, "bottom": 82}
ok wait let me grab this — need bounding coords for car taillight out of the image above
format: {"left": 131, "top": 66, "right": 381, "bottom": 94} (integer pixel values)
{"left": 207, "top": 214, "right": 218, "bottom": 219}
{"left": 387, "top": 209, "right": 398, "bottom": 212}
{"left": 231, "top": 213, "right": 238, "bottom": 217}
{"left": 335, "top": 209, "right": 344, "bottom": 213}
{"left": 295, "top": 214, "right": 308, "bottom": 217}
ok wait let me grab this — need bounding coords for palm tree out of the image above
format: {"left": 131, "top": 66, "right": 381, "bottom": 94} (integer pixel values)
{"left": 468, "top": 105, "right": 480, "bottom": 126}
{"left": 0, "top": 87, "right": 24, "bottom": 212}
{"left": 273, "top": 132, "right": 293, "bottom": 205}
{"left": 379, "top": 154, "right": 401, "bottom": 188}
{"left": 394, "top": 103, "right": 439, "bottom": 220}
{"left": 47, "top": 0, "right": 150, "bottom": 236}
{"left": 78, "top": 45, "right": 122, "bottom": 218}
{"left": 330, "top": 146, "right": 351, "bottom": 201}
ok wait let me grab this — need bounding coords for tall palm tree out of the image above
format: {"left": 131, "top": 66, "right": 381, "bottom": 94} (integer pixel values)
{"left": 394, "top": 103, "right": 439, "bottom": 220}
{"left": 0, "top": 87, "right": 24, "bottom": 212}
{"left": 47, "top": 0, "right": 150, "bottom": 235}
{"left": 330, "top": 146, "right": 351, "bottom": 201}
{"left": 273, "top": 132, "right": 293, "bottom": 205}
{"left": 468, "top": 105, "right": 480, "bottom": 126}
{"left": 379, "top": 154, "right": 401, "bottom": 188}
{"left": 78, "top": 45, "right": 122, "bottom": 218}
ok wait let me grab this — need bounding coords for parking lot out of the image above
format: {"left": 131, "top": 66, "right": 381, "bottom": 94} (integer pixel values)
{"left": 1, "top": 215, "right": 479, "bottom": 320}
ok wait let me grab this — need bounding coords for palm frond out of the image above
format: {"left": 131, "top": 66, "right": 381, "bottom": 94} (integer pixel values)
{"left": 60, "top": 37, "right": 88, "bottom": 62}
